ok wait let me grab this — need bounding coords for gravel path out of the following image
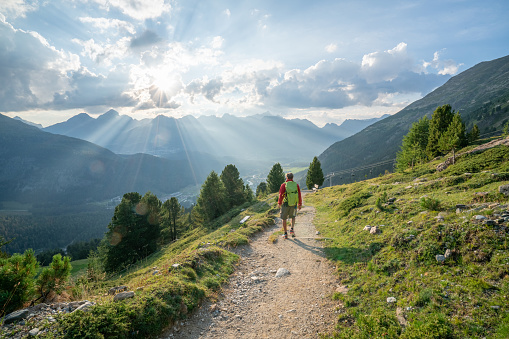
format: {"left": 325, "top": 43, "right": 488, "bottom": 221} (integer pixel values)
{"left": 162, "top": 201, "right": 340, "bottom": 339}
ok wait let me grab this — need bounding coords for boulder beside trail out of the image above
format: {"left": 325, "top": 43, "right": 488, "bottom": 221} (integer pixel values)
{"left": 2, "top": 309, "right": 30, "bottom": 325}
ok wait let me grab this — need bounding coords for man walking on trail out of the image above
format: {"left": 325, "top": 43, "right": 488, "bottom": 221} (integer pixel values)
{"left": 278, "top": 172, "right": 302, "bottom": 239}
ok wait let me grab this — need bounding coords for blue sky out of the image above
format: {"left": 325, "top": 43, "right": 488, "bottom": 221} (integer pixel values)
{"left": 1, "top": 0, "right": 508, "bottom": 127}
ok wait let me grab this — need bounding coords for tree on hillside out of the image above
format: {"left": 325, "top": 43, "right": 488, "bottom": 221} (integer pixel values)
{"left": 220, "top": 164, "right": 246, "bottom": 209}
{"left": 0, "top": 249, "right": 38, "bottom": 315}
{"left": 102, "top": 192, "right": 162, "bottom": 272}
{"left": 467, "top": 124, "right": 480, "bottom": 143}
{"left": 36, "top": 254, "right": 72, "bottom": 301}
{"left": 427, "top": 104, "right": 455, "bottom": 158}
{"left": 396, "top": 116, "right": 430, "bottom": 171}
{"left": 196, "top": 171, "right": 228, "bottom": 223}
{"left": 267, "top": 163, "right": 286, "bottom": 193}
{"left": 244, "top": 183, "right": 254, "bottom": 202}
{"left": 161, "top": 197, "right": 183, "bottom": 242}
{"left": 439, "top": 112, "right": 467, "bottom": 164}
{"left": 306, "top": 156, "right": 324, "bottom": 189}
{"left": 256, "top": 182, "right": 268, "bottom": 198}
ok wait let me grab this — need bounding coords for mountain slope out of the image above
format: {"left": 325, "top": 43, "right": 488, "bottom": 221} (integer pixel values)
{"left": 318, "top": 55, "right": 509, "bottom": 184}
{"left": 0, "top": 114, "right": 200, "bottom": 204}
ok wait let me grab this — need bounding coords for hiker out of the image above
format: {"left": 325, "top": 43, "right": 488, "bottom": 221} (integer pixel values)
{"left": 278, "top": 172, "right": 302, "bottom": 239}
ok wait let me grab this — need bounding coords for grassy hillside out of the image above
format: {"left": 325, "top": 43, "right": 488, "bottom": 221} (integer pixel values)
{"left": 306, "top": 137, "right": 509, "bottom": 338}
{"left": 7, "top": 199, "right": 276, "bottom": 338}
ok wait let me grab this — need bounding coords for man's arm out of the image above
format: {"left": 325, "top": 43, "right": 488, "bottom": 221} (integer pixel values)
{"left": 277, "top": 183, "right": 286, "bottom": 206}
{"left": 297, "top": 184, "right": 303, "bottom": 210}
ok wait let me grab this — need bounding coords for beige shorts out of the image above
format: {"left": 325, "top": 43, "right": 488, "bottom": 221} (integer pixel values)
{"left": 280, "top": 204, "right": 297, "bottom": 219}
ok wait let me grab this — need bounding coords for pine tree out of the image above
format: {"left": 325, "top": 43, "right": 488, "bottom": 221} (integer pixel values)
{"left": 427, "top": 104, "right": 455, "bottom": 158}
{"left": 220, "top": 164, "right": 246, "bottom": 209}
{"left": 196, "top": 171, "right": 228, "bottom": 223}
{"left": 467, "top": 124, "right": 480, "bottom": 143}
{"left": 267, "top": 163, "right": 286, "bottom": 193}
{"left": 0, "top": 249, "right": 38, "bottom": 314}
{"left": 161, "top": 197, "right": 183, "bottom": 242}
{"left": 306, "top": 156, "right": 324, "bottom": 189}
{"left": 256, "top": 182, "right": 268, "bottom": 197}
{"left": 102, "top": 192, "right": 161, "bottom": 272}
{"left": 438, "top": 112, "right": 467, "bottom": 164}
{"left": 396, "top": 116, "right": 430, "bottom": 171}
{"left": 244, "top": 183, "right": 254, "bottom": 202}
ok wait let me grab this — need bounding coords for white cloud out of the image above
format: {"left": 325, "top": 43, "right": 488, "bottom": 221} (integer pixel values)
{"left": 72, "top": 37, "right": 130, "bottom": 65}
{"left": 88, "top": 0, "right": 171, "bottom": 21}
{"left": 79, "top": 17, "right": 136, "bottom": 34}
{"left": 325, "top": 43, "right": 337, "bottom": 53}
{"left": 361, "top": 42, "right": 413, "bottom": 83}
{"left": 0, "top": 0, "right": 38, "bottom": 19}
{"left": 211, "top": 36, "right": 224, "bottom": 49}
{"left": 0, "top": 20, "right": 81, "bottom": 110}
{"left": 224, "top": 9, "right": 231, "bottom": 17}
{"left": 422, "top": 51, "right": 463, "bottom": 75}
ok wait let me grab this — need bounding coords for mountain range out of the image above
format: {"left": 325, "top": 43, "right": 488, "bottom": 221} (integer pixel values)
{"left": 43, "top": 111, "right": 388, "bottom": 166}
{"left": 316, "top": 54, "right": 509, "bottom": 184}
{"left": 0, "top": 114, "right": 208, "bottom": 205}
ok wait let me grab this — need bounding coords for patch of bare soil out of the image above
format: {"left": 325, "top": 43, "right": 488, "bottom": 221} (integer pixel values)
{"left": 162, "top": 202, "right": 341, "bottom": 339}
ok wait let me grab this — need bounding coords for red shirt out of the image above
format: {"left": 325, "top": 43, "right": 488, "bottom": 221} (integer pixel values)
{"left": 278, "top": 179, "right": 303, "bottom": 206}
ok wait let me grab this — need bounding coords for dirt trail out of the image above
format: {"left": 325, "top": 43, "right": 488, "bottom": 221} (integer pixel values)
{"left": 163, "top": 199, "right": 340, "bottom": 339}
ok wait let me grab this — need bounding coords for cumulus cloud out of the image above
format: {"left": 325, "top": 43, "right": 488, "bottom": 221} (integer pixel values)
{"left": 88, "top": 0, "right": 171, "bottom": 21}
{"left": 73, "top": 37, "right": 130, "bottom": 65}
{"left": 422, "top": 51, "right": 463, "bottom": 75}
{"left": 361, "top": 42, "right": 414, "bottom": 83}
{"left": 259, "top": 43, "right": 450, "bottom": 110}
{"left": 0, "top": 20, "right": 79, "bottom": 111}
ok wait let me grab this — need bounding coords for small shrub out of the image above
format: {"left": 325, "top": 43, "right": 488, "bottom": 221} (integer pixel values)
{"left": 338, "top": 191, "right": 372, "bottom": 216}
{"left": 420, "top": 197, "right": 441, "bottom": 211}
{"left": 181, "top": 267, "right": 197, "bottom": 281}
{"left": 414, "top": 288, "right": 433, "bottom": 307}
{"left": 401, "top": 313, "right": 453, "bottom": 338}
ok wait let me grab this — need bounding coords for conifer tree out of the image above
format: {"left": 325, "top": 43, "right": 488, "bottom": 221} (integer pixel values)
{"left": 244, "top": 183, "right": 254, "bottom": 202}
{"left": 256, "top": 182, "right": 268, "bottom": 198}
{"left": 196, "top": 171, "right": 228, "bottom": 222}
{"left": 267, "top": 163, "right": 286, "bottom": 193}
{"left": 37, "top": 254, "right": 72, "bottom": 300}
{"left": 427, "top": 104, "right": 455, "bottom": 158}
{"left": 467, "top": 124, "right": 480, "bottom": 143}
{"left": 396, "top": 116, "right": 430, "bottom": 171}
{"left": 306, "top": 156, "right": 324, "bottom": 189}
{"left": 161, "top": 197, "right": 183, "bottom": 242}
{"left": 0, "top": 249, "right": 38, "bottom": 315}
{"left": 220, "top": 164, "right": 246, "bottom": 209}
{"left": 439, "top": 112, "right": 467, "bottom": 164}
{"left": 102, "top": 192, "right": 161, "bottom": 272}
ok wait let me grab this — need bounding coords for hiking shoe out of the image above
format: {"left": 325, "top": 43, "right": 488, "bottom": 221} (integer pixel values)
{"left": 282, "top": 233, "right": 288, "bottom": 239}
{"left": 290, "top": 229, "right": 295, "bottom": 237}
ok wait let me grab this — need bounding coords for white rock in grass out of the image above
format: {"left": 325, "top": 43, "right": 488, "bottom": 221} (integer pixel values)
{"left": 387, "top": 297, "right": 397, "bottom": 303}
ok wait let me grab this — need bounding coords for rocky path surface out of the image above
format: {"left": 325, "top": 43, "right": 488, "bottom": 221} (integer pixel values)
{"left": 162, "top": 202, "right": 340, "bottom": 339}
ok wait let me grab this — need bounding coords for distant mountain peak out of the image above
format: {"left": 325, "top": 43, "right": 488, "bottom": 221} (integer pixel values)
{"left": 98, "top": 109, "right": 120, "bottom": 120}
{"left": 13, "top": 116, "right": 43, "bottom": 128}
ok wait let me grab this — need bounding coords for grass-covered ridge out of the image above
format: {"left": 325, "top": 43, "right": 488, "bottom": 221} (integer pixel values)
{"left": 39, "top": 199, "right": 276, "bottom": 338}
{"left": 307, "top": 142, "right": 509, "bottom": 338}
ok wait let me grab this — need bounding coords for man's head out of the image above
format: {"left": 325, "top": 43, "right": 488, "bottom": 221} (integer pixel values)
{"left": 286, "top": 172, "right": 294, "bottom": 180}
